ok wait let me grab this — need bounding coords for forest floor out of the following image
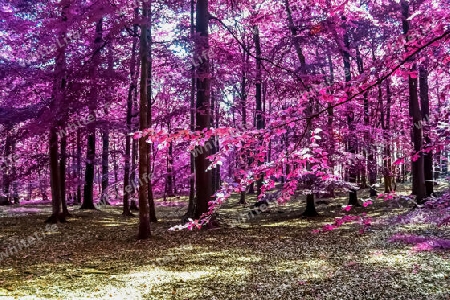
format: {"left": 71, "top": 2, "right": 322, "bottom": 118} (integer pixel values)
{"left": 0, "top": 183, "right": 449, "bottom": 300}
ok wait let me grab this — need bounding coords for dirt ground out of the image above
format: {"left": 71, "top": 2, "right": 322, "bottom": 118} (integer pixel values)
{"left": 0, "top": 184, "right": 449, "bottom": 299}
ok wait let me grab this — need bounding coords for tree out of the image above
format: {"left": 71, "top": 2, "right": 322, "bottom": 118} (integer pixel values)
{"left": 46, "top": 0, "right": 70, "bottom": 223}
{"left": 137, "top": 1, "right": 151, "bottom": 239}
{"left": 81, "top": 18, "right": 103, "bottom": 210}
{"left": 194, "top": 0, "right": 212, "bottom": 220}
{"left": 401, "top": 0, "right": 426, "bottom": 203}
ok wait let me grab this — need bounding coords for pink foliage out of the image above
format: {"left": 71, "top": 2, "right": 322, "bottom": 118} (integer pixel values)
{"left": 389, "top": 234, "right": 450, "bottom": 251}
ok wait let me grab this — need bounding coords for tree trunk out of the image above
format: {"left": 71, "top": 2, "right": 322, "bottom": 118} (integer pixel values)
{"left": 194, "top": 0, "right": 212, "bottom": 219}
{"left": 46, "top": 0, "right": 69, "bottom": 222}
{"left": 165, "top": 141, "right": 175, "bottom": 197}
{"left": 76, "top": 128, "right": 82, "bottom": 204}
{"left": 60, "top": 134, "right": 70, "bottom": 216}
{"left": 46, "top": 128, "right": 64, "bottom": 223}
{"left": 137, "top": 1, "right": 151, "bottom": 239}
{"left": 402, "top": 1, "right": 426, "bottom": 203}
{"left": 1, "top": 129, "right": 12, "bottom": 205}
{"left": 214, "top": 88, "right": 221, "bottom": 192}
{"left": 123, "top": 9, "right": 139, "bottom": 217}
{"left": 356, "top": 46, "right": 369, "bottom": 189}
{"left": 82, "top": 18, "right": 103, "bottom": 210}
{"left": 342, "top": 21, "right": 359, "bottom": 206}
{"left": 146, "top": 6, "right": 157, "bottom": 222}
{"left": 285, "top": 0, "right": 318, "bottom": 212}
{"left": 100, "top": 128, "right": 110, "bottom": 205}
{"left": 187, "top": 0, "right": 197, "bottom": 218}
{"left": 239, "top": 39, "right": 248, "bottom": 205}
{"left": 419, "top": 65, "right": 433, "bottom": 196}
{"left": 253, "top": 25, "right": 264, "bottom": 198}
{"left": 384, "top": 80, "right": 393, "bottom": 193}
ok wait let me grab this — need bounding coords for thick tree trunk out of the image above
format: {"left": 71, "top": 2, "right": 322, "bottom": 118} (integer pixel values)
{"left": 46, "top": 128, "right": 64, "bottom": 223}
{"left": 402, "top": 1, "right": 426, "bottom": 203}
{"left": 82, "top": 19, "right": 103, "bottom": 210}
{"left": 137, "top": 2, "right": 151, "bottom": 239}
{"left": 194, "top": 0, "right": 212, "bottom": 219}
{"left": 302, "top": 194, "right": 319, "bottom": 217}
{"left": 46, "top": 0, "right": 69, "bottom": 222}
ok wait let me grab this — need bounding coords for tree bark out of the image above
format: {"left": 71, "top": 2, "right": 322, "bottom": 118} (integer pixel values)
{"left": 138, "top": 1, "right": 151, "bottom": 239}
{"left": 187, "top": 0, "right": 197, "bottom": 218}
{"left": 60, "top": 134, "right": 70, "bottom": 216}
{"left": 76, "top": 128, "right": 82, "bottom": 204}
{"left": 402, "top": 1, "right": 426, "bottom": 203}
{"left": 253, "top": 25, "right": 264, "bottom": 198}
{"left": 46, "top": 0, "right": 69, "bottom": 222}
{"left": 1, "top": 129, "right": 12, "bottom": 205}
{"left": 194, "top": 0, "right": 212, "bottom": 219}
{"left": 419, "top": 64, "right": 433, "bottom": 196}
{"left": 123, "top": 9, "right": 139, "bottom": 217}
{"left": 342, "top": 22, "right": 359, "bottom": 206}
{"left": 100, "top": 128, "right": 110, "bottom": 205}
{"left": 146, "top": 6, "right": 157, "bottom": 222}
{"left": 239, "top": 36, "right": 249, "bottom": 205}
{"left": 82, "top": 18, "right": 103, "bottom": 210}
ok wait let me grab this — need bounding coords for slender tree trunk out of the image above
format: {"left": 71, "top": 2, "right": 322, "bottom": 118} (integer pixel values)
{"left": 1, "top": 129, "right": 12, "bottom": 205}
{"left": 326, "top": 52, "right": 337, "bottom": 198}
{"left": 123, "top": 9, "right": 139, "bottom": 217}
{"left": 356, "top": 46, "right": 369, "bottom": 189}
{"left": 419, "top": 64, "right": 433, "bottom": 196}
{"left": 187, "top": 0, "right": 197, "bottom": 218}
{"left": 76, "top": 128, "right": 81, "bottom": 204}
{"left": 100, "top": 128, "right": 110, "bottom": 205}
{"left": 253, "top": 25, "right": 264, "bottom": 198}
{"left": 342, "top": 22, "right": 359, "bottom": 206}
{"left": 137, "top": 1, "right": 151, "bottom": 239}
{"left": 384, "top": 80, "right": 393, "bottom": 193}
{"left": 60, "top": 134, "right": 70, "bottom": 216}
{"left": 239, "top": 40, "right": 248, "bottom": 205}
{"left": 194, "top": 0, "right": 212, "bottom": 219}
{"left": 146, "top": 6, "right": 157, "bottom": 222}
{"left": 166, "top": 141, "right": 175, "bottom": 197}
{"left": 215, "top": 87, "right": 221, "bottom": 192}
{"left": 112, "top": 139, "right": 120, "bottom": 199}
{"left": 211, "top": 90, "right": 217, "bottom": 195}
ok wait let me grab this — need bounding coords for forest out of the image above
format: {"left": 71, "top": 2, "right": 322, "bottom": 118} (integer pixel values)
{"left": 0, "top": 0, "right": 449, "bottom": 299}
